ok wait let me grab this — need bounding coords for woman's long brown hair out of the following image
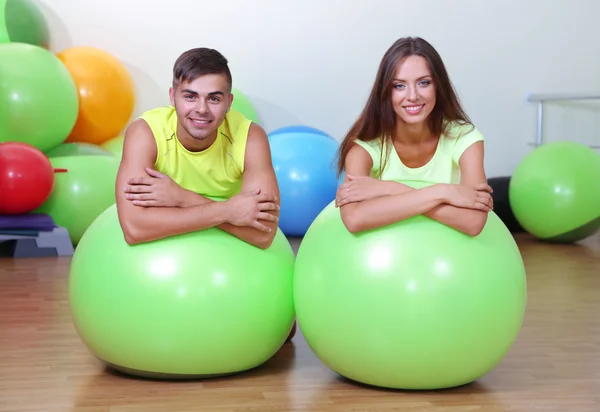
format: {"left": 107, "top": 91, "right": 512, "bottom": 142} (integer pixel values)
{"left": 336, "top": 37, "right": 473, "bottom": 178}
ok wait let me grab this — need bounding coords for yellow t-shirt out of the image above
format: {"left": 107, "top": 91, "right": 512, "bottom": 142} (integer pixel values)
{"left": 139, "top": 106, "right": 252, "bottom": 198}
{"left": 354, "top": 121, "right": 484, "bottom": 184}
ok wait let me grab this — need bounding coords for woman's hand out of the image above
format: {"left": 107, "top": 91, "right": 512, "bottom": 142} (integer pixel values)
{"left": 336, "top": 175, "right": 410, "bottom": 207}
{"left": 441, "top": 183, "right": 494, "bottom": 212}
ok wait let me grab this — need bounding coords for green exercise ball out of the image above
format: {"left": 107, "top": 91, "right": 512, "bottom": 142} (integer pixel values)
{"left": 69, "top": 203, "right": 295, "bottom": 378}
{"left": 0, "top": 43, "right": 79, "bottom": 152}
{"left": 509, "top": 141, "right": 600, "bottom": 242}
{"left": 0, "top": 0, "right": 8, "bottom": 43}
{"left": 34, "top": 155, "right": 119, "bottom": 244}
{"left": 45, "top": 142, "right": 113, "bottom": 158}
{"left": 4, "top": 0, "right": 50, "bottom": 48}
{"left": 101, "top": 135, "right": 124, "bottom": 160}
{"left": 294, "top": 183, "right": 527, "bottom": 390}
{"left": 232, "top": 88, "right": 260, "bottom": 124}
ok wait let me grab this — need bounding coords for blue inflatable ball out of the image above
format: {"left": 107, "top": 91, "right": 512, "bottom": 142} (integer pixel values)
{"left": 270, "top": 131, "right": 341, "bottom": 236}
{"left": 269, "top": 125, "right": 332, "bottom": 139}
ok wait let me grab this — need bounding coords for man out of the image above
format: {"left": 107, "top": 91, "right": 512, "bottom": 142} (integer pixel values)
{"left": 117, "top": 47, "right": 280, "bottom": 249}
{"left": 115, "top": 47, "right": 296, "bottom": 341}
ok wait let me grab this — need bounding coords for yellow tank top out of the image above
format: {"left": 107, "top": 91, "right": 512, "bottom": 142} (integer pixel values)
{"left": 354, "top": 121, "right": 484, "bottom": 184}
{"left": 139, "top": 106, "right": 252, "bottom": 198}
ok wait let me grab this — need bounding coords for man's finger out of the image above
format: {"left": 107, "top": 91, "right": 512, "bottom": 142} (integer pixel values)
{"left": 243, "top": 188, "right": 261, "bottom": 195}
{"left": 127, "top": 176, "right": 154, "bottom": 186}
{"left": 125, "top": 185, "right": 153, "bottom": 194}
{"left": 126, "top": 193, "right": 154, "bottom": 201}
{"left": 258, "top": 202, "right": 279, "bottom": 211}
{"left": 256, "top": 193, "right": 277, "bottom": 203}
{"left": 145, "top": 167, "right": 167, "bottom": 179}
{"left": 131, "top": 200, "right": 157, "bottom": 207}
{"left": 258, "top": 212, "right": 279, "bottom": 222}
{"left": 253, "top": 221, "right": 272, "bottom": 233}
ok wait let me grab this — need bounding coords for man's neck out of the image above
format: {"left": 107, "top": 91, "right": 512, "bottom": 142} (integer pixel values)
{"left": 176, "top": 124, "right": 218, "bottom": 152}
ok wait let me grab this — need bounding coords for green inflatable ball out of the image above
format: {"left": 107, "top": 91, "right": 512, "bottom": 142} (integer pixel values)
{"left": 509, "top": 141, "right": 600, "bottom": 243}
{"left": 69, "top": 203, "right": 295, "bottom": 379}
{"left": 34, "top": 155, "right": 119, "bottom": 244}
{"left": 3, "top": 0, "right": 50, "bottom": 48}
{"left": 0, "top": 43, "right": 79, "bottom": 152}
{"left": 294, "top": 182, "right": 527, "bottom": 390}
{"left": 0, "top": 0, "right": 8, "bottom": 43}
{"left": 231, "top": 88, "right": 260, "bottom": 124}
{"left": 101, "top": 135, "right": 124, "bottom": 160}
{"left": 45, "top": 142, "right": 113, "bottom": 158}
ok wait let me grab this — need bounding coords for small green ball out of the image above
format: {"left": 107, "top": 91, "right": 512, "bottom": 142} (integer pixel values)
{"left": 0, "top": 43, "right": 78, "bottom": 152}
{"left": 509, "top": 141, "right": 600, "bottom": 242}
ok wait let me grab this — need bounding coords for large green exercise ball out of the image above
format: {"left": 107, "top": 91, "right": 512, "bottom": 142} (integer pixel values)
{"left": 294, "top": 184, "right": 527, "bottom": 390}
{"left": 231, "top": 88, "right": 260, "bottom": 124}
{"left": 0, "top": 0, "right": 9, "bottom": 43}
{"left": 45, "top": 142, "right": 112, "bottom": 158}
{"left": 509, "top": 141, "right": 600, "bottom": 242}
{"left": 3, "top": 0, "right": 50, "bottom": 48}
{"left": 101, "top": 134, "right": 124, "bottom": 160}
{"left": 34, "top": 155, "right": 119, "bottom": 244}
{"left": 0, "top": 43, "right": 79, "bottom": 152}
{"left": 69, "top": 204, "right": 295, "bottom": 378}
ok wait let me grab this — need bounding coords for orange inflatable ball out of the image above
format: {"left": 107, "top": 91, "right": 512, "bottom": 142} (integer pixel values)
{"left": 56, "top": 46, "right": 135, "bottom": 145}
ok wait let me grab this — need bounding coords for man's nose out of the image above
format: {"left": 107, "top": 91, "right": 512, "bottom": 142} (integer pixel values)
{"left": 196, "top": 99, "right": 209, "bottom": 113}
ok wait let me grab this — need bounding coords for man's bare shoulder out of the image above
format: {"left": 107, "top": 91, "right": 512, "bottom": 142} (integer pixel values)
{"left": 122, "top": 118, "right": 158, "bottom": 161}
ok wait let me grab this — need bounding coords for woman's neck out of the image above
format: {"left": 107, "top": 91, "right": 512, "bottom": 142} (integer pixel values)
{"left": 393, "top": 120, "right": 433, "bottom": 144}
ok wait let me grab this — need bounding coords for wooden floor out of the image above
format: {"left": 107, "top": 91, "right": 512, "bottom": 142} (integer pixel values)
{"left": 1, "top": 232, "right": 599, "bottom": 412}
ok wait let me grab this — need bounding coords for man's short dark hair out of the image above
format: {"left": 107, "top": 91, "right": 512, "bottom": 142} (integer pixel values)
{"left": 172, "top": 48, "right": 232, "bottom": 90}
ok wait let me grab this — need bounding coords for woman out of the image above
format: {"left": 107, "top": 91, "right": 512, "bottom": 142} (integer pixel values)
{"left": 335, "top": 36, "right": 494, "bottom": 236}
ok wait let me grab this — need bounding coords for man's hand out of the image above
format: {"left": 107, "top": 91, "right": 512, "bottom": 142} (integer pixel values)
{"left": 336, "top": 175, "right": 410, "bottom": 207}
{"left": 124, "top": 167, "right": 188, "bottom": 207}
{"left": 224, "top": 188, "right": 279, "bottom": 232}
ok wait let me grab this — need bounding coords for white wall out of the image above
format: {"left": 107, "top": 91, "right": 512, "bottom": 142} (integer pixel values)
{"left": 34, "top": 0, "right": 600, "bottom": 177}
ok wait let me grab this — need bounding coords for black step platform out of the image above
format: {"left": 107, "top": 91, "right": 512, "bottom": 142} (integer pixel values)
{"left": 0, "top": 226, "right": 74, "bottom": 258}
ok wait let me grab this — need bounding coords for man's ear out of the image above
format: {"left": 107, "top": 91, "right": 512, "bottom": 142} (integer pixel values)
{"left": 227, "top": 91, "right": 234, "bottom": 112}
{"left": 169, "top": 87, "right": 175, "bottom": 106}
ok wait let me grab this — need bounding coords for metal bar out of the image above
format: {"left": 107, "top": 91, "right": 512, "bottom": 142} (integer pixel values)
{"left": 527, "top": 93, "right": 600, "bottom": 102}
{"left": 536, "top": 102, "right": 544, "bottom": 146}
{"left": 527, "top": 93, "right": 600, "bottom": 148}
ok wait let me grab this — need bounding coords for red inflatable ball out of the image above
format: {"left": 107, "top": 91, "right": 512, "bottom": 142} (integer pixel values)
{"left": 0, "top": 141, "right": 56, "bottom": 214}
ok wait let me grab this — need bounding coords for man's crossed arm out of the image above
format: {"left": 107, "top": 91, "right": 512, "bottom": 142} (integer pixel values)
{"left": 116, "top": 120, "right": 280, "bottom": 249}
